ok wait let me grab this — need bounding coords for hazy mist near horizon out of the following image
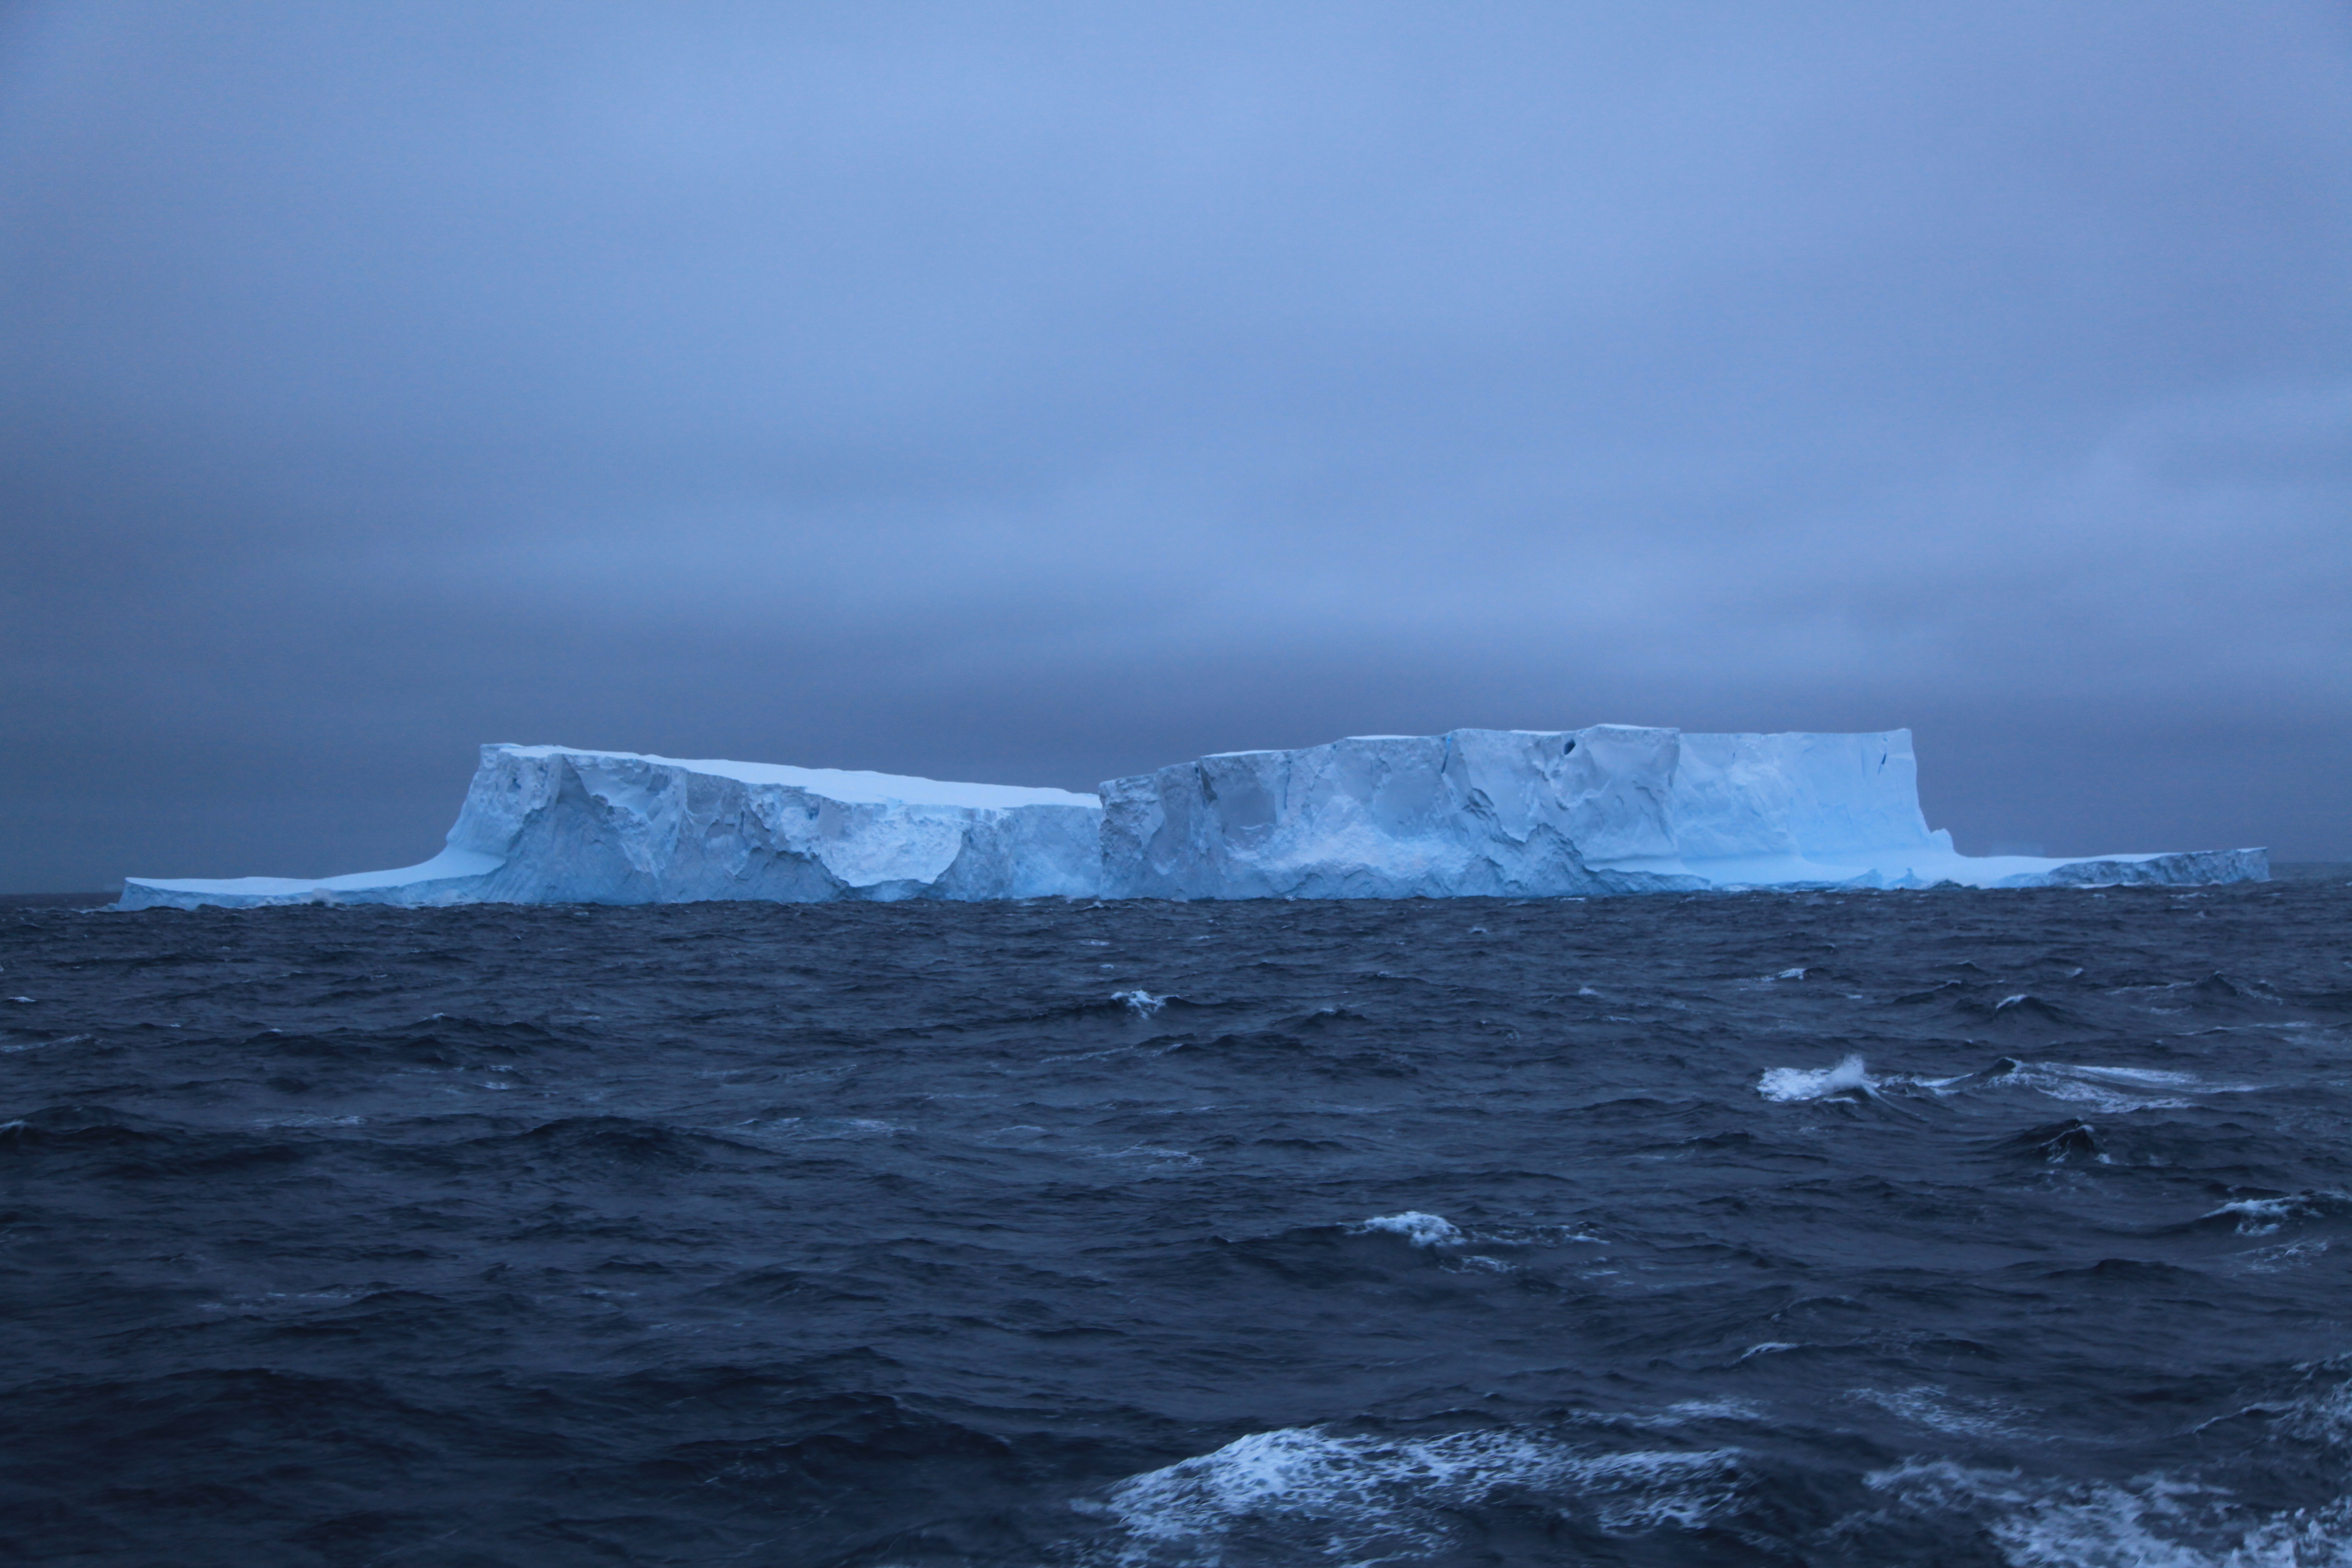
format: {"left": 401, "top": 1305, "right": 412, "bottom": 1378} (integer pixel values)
{"left": 4, "top": 2, "right": 2348, "bottom": 890}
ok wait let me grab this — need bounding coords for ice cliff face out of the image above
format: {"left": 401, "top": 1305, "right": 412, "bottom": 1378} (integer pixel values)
{"left": 118, "top": 729, "right": 2267, "bottom": 910}
{"left": 1100, "top": 726, "right": 1687, "bottom": 900}
{"left": 1098, "top": 727, "right": 2267, "bottom": 897}
{"left": 119, "top": 745, "right": 1104, "bottom": 910}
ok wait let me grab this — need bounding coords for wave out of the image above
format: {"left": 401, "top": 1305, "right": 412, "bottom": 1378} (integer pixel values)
{"left": 1867, "top": 1459, "right": 2352, "bottom": 1568}
{"left": 2189, "top": 1190, "right": 2352, "bottom": 1237}
{"left": 455, "top": 1115, "right": 775, "bottom": 1173}
{"left": 1982, "top": 1117, "right": 2103, "bottom": 1162}
{"left": 1085, "top": 1401, "right": 2352, "bottom": 1567}
{"left": 1345, "top": 1211, "right": 1462, "bottom": 1247}
{"left": 0, "top": 1104, "right": 312, "bottom": 1177}
{"left": 1084, "top": 1424, "right": 1741, "bottom": 1564}
{"left": 1964, "top": 1060, "right": 2272, "bottom": 1114}
{"left": 1762, "top": 1055, "right": 2280, "bottom": 1114}
{"left": 1758, "top": 1054, "right": 1876, "bottom": 1102}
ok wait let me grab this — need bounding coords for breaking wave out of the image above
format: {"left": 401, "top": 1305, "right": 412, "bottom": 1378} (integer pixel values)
{"left": 1345, "top": 1211, "right": 1462, "bottom": 1246}
{"left": 1758, "top": 1053, "right": 1877, "bottom": 1101}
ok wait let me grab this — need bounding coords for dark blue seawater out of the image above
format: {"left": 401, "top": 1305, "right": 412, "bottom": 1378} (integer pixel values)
{"left": 3, "top": 878, "right": 2348, "bottom": 1566}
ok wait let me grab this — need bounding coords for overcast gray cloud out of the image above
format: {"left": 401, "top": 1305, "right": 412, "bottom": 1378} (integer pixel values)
{"left": 3, "top": 1, "right": 2347, "bottom": 889}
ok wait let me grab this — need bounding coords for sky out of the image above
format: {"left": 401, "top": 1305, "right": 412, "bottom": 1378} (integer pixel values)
{"left": 3, "top": 1, "right": 2348, "bottom": 891}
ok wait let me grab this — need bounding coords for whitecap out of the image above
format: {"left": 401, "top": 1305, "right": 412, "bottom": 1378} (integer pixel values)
{"left": 1349, "top": 1211, "right": 1462, "bottom": 1246}
{"left": 1867, "top": 1458, "right": 2352, "bottom": 1568}
{"left": 1757, "top": 1055, "right": 1875, "bottom": 1102}
{"left": 1115, "top": 989, "right": 1170, "bottom": 1017}
{"left": 2200, "top": 1191, "right": 2351, "bottom": 1236}
{"left": 1090, "top": 1425, "right": 1740, "bottom": 1563}
{"left": 1652, "top": 1397, "right": 1768, "bottom": 1424}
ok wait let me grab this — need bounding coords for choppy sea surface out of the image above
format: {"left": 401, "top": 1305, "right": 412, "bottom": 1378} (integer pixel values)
{"left": 3, "top": 875, "right": 2349, "bottom": 1567}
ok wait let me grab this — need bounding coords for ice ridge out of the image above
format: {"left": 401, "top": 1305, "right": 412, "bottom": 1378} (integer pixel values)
{"left": 118, "top": 728, "right": 2267, "bottom": 909}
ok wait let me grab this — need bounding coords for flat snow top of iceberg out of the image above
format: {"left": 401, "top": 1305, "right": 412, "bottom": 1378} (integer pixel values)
{"left": 495, "top": 745, "right": 1099, "bottom": 810}
{"left": 1203, "top": 726, "right": 1689, "bottom": 756}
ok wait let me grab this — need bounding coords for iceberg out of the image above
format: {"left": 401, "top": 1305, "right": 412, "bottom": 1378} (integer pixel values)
{"left": 1096, "top": 727, "right": 2267, "bottom": 898}
{"left": 118, "top": 745, "right": 1104, "bottom": 910}
{"left": 117, "top": 728, "right": 2266, "bottom": 910}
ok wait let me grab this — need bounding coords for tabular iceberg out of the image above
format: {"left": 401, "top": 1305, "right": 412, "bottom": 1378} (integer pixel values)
{"left": 117, "top": 727, "right": 2266, "bottom": 910}
{"left": 118, "top": 745, "right": 1104, "bottom": 910}
{"left": 1098, "top": 727, "right": 2266, "bottom": 898}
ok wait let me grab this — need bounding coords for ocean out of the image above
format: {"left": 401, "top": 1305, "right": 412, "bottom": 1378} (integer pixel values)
{"left": 3, "top": 874, "right": 2347, "bottom": 1565}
